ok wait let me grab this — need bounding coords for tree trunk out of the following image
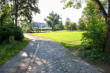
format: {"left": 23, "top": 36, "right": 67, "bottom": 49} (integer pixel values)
{"left": 15, "top": 0, "right": 18, "bottom": 26}
{"left": 105, "top": 2, "right": 110, "bottom": 52}
{"left": 52, "top": 25, "right": 54, "bottom": 31}
{"left": 105, "top": 24, "right": 110, "bottom": 52}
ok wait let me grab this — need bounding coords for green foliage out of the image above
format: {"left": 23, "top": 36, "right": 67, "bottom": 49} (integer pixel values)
{"left": 0, "top": 26, "right": 24, "bottom": 43}
{"left": 65, "top": 0, "right": 73, "bottom": 8}
{"left": 64, "top": 18, "right": 77, "bottom": 30}
{"left": 21, "top": 21, "right": 37, "bottom": 32}
{"left": 81, "top": 47, "right": 109, "bottom": 61}
{"left": 62, "top": 0, "right": 110, "bottom": 62}
{"left": 45, "top": 11, "right": 63, "bottom": 31}
{"left": 55, "top": 21, "right": 64, "bottom": 30}
{"left": 81, "top": 1, "right": 108, "bottom": 60}
{"left": 64, "top": 18, "right": 70, "bottom": 30}
{"left": 70, "top": 23, "right": 77, "bottom": 30}
{"left": 0, "top": 0, "right": 40, "bottom": 25}
{"left": 11, "top": 0, "right": 40, "bottom": 24}
{"left": 12, "top": 26, "right": 24, "bottom": 41}
{"left": 78, "top": 17, "right": 86, "bottom": 30}
{"left": 0, "top": 3, "right": 24, "bottom": 43}
{"left": 63, "top": 0, "right": 82, "bottom": 9}
{"left": 81, "top": 18, "right": 106, "bottom": 60}
{"left": 0, "top": 37, "right": 29, "bottom": 66}
{"left": 0, "top": 3, "right": 11, "bottom": 26}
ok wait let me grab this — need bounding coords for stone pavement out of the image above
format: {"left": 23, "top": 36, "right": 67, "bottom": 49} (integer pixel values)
{"left": 0, "top": 34, "right": 101, "bottom": 73}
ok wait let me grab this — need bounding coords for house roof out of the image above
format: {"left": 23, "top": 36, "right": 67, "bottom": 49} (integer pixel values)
{"left": 33, "top": 22, "right": 52, "bottom": 30}
{"left": 35, "top": 22, "right": 48, "bottom": 27}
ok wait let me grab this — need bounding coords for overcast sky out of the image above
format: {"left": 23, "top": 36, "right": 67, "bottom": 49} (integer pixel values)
{"left": 32, "top": 0, "right": 86, "bottom": 24}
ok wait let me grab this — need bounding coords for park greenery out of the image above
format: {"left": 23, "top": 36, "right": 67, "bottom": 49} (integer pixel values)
{"left": 61, "top": 0, "right": 110, "bottom": 63}
{"left": 0, "top": 38, "right": 29, "bottom": 66}
{"left": 32, "top": 31, "right": 83, "bottom": 50}
{"left": 0, "top": 0, "right": 40, "bottom": 41}
{"left": 20, "top": 20, "right": 37, "bottom": 32}
{"left": 0, "top": 0, "right": 110, "bottom": 69}
{"left": 64, "top": 18, "right": 77, "bottom": 30}
{"left": 31, "top": 0, "right": 110, "bottom": 64}
{"left": 81, "top": 1, "right": 107, "bottom": 60}
{"left": 45, "top": 11, "right": 64, "bottom": 31}
{"left": 0, "top": 0, "right": 39, "bottom": 66}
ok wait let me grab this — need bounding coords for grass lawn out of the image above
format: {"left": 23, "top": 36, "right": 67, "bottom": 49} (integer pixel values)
{"left": 31, "top": 31, "right": 110, "bottom": 73}
{"left": 32, "top": 31, "right": 84, "bottom": 51}
{"left": 0, "top": 37, "right": 30, "bottom": 66}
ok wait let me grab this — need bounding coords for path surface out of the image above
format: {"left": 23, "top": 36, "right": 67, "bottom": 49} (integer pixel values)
{"left": 0, "top": 34, "right": 101, "bottom": 73}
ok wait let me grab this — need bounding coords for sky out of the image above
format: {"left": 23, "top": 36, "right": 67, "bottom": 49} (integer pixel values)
{"left": 32, "top": 0, "right": 86, "bottom": 24}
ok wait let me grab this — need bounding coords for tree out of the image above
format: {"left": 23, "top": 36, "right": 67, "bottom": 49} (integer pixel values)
{"left": 0, "top": 0, "right": 40, "bottom": 42}
{"left": 62, "top": 0, "right": 110, "bottom": 52}
{"left": 70, "top": 22, "right": 77, "bottom": 30}
{"left": 13, "top": 0, "right": 40, "bottom": 25}
{"left": 44, "top": 11, "right": 61, "bottom": 31}
{"left": 64, "top": 18, "right": 71, "bottom": 30}
{"left": 55, "top": 21, "right": 64, "bottom": 30}
{"left": 78, "top": 17, "right": 86, "bottom": 30}
{"left": 82, "top": 1, "right": 106, "bottom": 52}
{"left": 0, "top": 0, "right": 40, "bottom": 25}
{"left": 64, "top": 18, "right": 77, "bottom": 30}
{"left": 0, "top": 3, "right": 12, "bottom": 26}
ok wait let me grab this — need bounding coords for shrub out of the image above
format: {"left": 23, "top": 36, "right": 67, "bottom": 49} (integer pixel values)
{"left": 0, "top": 26, "right": 24, "bottom": 43}
{"left": 12, "top": 26, "right": 24, "bottom": 41}
{"left": 0, "top": 27, "right": 9, "bottom": 42}
{"left": 79, "top": 1, "right": 110, "bottom": 62}
{"left": 81, "top": 16, "right": 106, "bottom": 60}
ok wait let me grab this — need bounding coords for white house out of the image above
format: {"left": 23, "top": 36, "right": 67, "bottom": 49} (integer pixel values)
{"left": 33, "top": 22, "right": 52, "bottom": 30}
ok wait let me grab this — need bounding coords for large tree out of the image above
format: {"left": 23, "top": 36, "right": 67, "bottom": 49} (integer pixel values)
{"left": 44, "top": 11, "right": 61, "bottom": 31}
{"left": 0, "top": 0, "right": 40, "bottom": 25}
{"left": 12, "top": 0, "right": 40, "bottom": 25}
{"left": 62, "top": 0, "right": 110, "bottom": 52}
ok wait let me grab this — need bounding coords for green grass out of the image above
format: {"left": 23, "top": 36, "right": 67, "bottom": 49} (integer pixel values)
{"left": 32, "top": 31, "right": 110, "bottom": 73}
{"left": 0, "top": 37, "right": 30, "bottom": 66}
{"left": 32, "top": 30, "right": 84, "bottom": 51}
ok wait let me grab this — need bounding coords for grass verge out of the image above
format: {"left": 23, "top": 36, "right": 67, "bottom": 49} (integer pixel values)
{"left": 0, "top": 37, "right": 30, "bottom": 66}
{"left": 31, "top": 31, "right": 84, "bottom": 50}
{"left": 31, "top": 30, "right": 110, "bottom": 73}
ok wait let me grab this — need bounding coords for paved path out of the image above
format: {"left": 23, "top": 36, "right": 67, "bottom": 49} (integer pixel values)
{"left": 0, "top": 34, "right": 101, "bottom": 73}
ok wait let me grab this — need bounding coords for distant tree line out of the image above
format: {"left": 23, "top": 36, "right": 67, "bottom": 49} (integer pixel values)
{"left": 44, "top": 11, "right": 86, "bottom": 31}
{"left": 64, "top": 17, "right": 86, "bottom": 31}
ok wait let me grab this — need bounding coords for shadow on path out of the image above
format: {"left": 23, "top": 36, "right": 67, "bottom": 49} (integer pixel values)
{"left": 0, "top": 35, "right": 102, "bottom": 73}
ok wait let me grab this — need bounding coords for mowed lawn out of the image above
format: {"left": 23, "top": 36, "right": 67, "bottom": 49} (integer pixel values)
{"left": 32, "top": 31, "right": 84, "bottom": 50}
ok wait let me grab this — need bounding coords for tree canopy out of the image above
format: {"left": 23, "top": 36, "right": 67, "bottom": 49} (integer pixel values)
{"left": 0, "top": 0, "right": 40, "bottom": 25}
{"left": 44, "top": 11, "right": 63, "bottom": 31}
{"left": 62, "top": 0, "right": 110, "bottom": 52}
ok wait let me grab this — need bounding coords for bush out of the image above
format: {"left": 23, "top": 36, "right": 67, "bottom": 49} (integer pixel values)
{"left": 12, "top": 26, "right": 24, "bottom": 41}
{"left": 79, "top": 1, "right": 110, "bottom": 62}
{"left": 81, "top": 16, "right": 106, "bottom": 60}
{"left": 80, "top": 46, "right": 110, "bottom": 63}
{"left": 0, "top": 26, "right": 24, "bottom": 43}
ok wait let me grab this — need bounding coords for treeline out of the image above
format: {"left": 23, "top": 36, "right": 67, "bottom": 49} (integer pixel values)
{"left": 45, "top": 11, "right": 86, "bottom": 31}
{"left": 64, "top": 17, "right": 86, "bottom": 31}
